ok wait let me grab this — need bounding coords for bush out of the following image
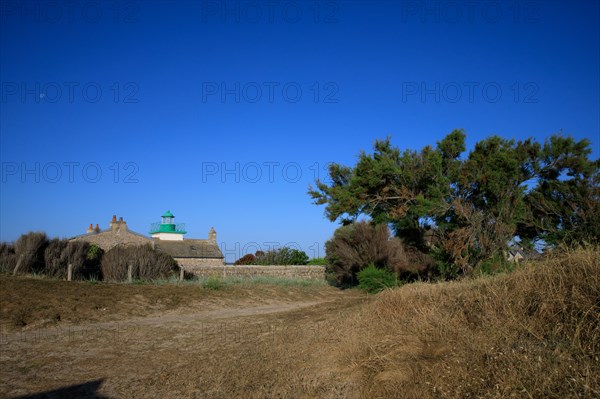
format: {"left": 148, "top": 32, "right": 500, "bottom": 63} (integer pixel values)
{"left": 44, "top": 240, "right": 103, "bottom": 280}
{"left": 0, "top": 243, "right": 18, "bottom": 273}
{"left": 44, "top": 238, "right": 68, "bottom": 278}
{"left": 234, "top": 253, "right": 256, "bottom": 265}
{"left": 101, "top": 244, "right": 178, "bottom": 282}
{"left": 82, "top": 243, "right": 104, "bottom": 279}
{"left": 253, "top": 247, "right": 309, "bottom": 265}
{"left": 477, "top": 253, "right": 516, "bottom": 276}
{"left": 14, "top": 232, "right": 49, "bottom": 274}
{"left": 307, "top": 257, "right": 328, "bottom": 265}
{"left": 357, "top": 263, "right": 398, "bottom": 293}
{"left": 403, "top": 247, "right": 437, "bottom": 280}
{"left": 428, "top": 248, "right": 460, "bottom": 280}
{"left": 287, "top": 248, "right": 309, "bottom": 265}
{"left": 202, "top": 275, "right": 223, "bottom": 290}
{"left": 86, "top": 244, "right": 103, "bottom": 263}
{"left": 325, "top": 221, "right": 422, "bottom": 287}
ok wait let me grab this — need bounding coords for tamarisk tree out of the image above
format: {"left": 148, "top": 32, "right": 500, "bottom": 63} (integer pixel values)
{"left": 309, "top": 130, "right": 599, "bottom": 272}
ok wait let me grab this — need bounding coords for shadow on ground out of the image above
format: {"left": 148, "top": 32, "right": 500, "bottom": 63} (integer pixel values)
{"left": 11, "top": 379, "right": 108, "bottom": 399}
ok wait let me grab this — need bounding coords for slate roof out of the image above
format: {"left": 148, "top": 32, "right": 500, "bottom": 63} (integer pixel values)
{"left": 505, "top": 246, "right": 543, "bottom": 263}
{"left": 153, "top": 239, "right": 224, "bottom": 259}
{"left": 70, "top": 228, "right": 150, "bottom": 241}
{"left": 70, "top": 228, "right": 152, "bottom": 251}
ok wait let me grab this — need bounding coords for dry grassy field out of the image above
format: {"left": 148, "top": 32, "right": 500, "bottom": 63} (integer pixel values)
{"left": 1, "top": 248, "right": 598, "bottom": 398}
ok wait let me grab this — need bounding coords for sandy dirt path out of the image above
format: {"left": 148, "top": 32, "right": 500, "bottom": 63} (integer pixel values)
{"left": 1, "top": 299, "right": 329, "bottom": 345}
{"left": 1, "top": 291, "right": 367, "bottom": 399}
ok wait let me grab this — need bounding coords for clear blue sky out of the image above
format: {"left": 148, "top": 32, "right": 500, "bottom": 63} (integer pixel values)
{"left": 1, "top": 1, "right": 598, "bottom": 262}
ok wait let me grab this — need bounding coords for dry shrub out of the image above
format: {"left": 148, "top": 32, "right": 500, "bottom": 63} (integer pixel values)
{"left": 44, "top": 240, "right": 101, "bottom": 280}
{"left": 0, "top": 243, "right": 18, "bottom": 272}
{"left": 14, "top": 232, "right": 48, "bottom": 274}
{"left": 134, "top": 245, "right": 177, "bottom": 280}
{"left": 66, "top": 241, "right": 99, "bottom": 279}
{"left": 343, "top": 247, "right": 600, "bottom": 399}
{"left": 43, "top": 238, "right": 68, "bottom": 278}
{"left": 101, "top": 244, "right": 178, "bottom": 281}
{"left": 234, "top": 253, "right": 256, "bottom": 265}
{"left": 100, "top": 246, "right": 128, "bottom": 281}
{"left": 403, "top": 246, "right": 436, "bottom": 277}
{"left": 325, "top": 221, "right": 422, "bottom": 286}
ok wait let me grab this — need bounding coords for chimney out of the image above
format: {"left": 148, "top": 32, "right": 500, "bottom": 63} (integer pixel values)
{"left": 110, "top": 215, "right": 117, "bottom": 230}
{"left": 87, "top": 223, "right": 94, "bottom": 234}
{"left": 95, "top": 224, "right": 100, "bottom": 232}
{"left": 208, "top": 227, "right": 217, "bottom": 243}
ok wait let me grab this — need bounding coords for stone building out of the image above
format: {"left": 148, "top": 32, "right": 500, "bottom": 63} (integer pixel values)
{"left": 149, "top": 211, "right": 224, "bottom": 268}
{"left": 71, "top": 211, "right": 224, "bottom": 268}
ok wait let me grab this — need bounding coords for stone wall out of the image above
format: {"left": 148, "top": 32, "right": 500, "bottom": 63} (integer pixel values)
{"left": 175, "top": 258, "right": 226, "bottom": 268}
{"left": 180, "top": 264, "right": 326, "bottom": 280}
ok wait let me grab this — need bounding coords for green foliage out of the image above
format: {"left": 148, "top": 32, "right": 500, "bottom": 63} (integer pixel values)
{"left": 307, "top": 257, "right": 328, "bottom": 265}
{"left": 357, "top": 263, "right": 398, "bottom": 294}
{"left": 202, "top": 275, "right": 223, "bottom": 290}
{"left": 86, "top": 244, "right": 103, "bottom": 262}
{"left": 477, "top": 255, "right": 517, "bottom": 276}
{"left": 253, "top": 247, "right": 309, "bottom": 265}
{"left": 287, "top": 248, "right": 309, "bottom": 265}
{"left": 309, "top": 131, "right": 466, "bottom": 249}
{"left": 519, "top": 135, "right": 600, "bottom": 246}
{"left": 219, "top": 275, "right": 327, "bottom": 287}
{"left": 430, "top": 249, "right": 461, "bottom": 280}
{"left": 309, "top": 130, "right": 599, "bottom": 273}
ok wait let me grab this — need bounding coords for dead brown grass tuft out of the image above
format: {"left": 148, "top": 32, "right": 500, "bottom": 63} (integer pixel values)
{"left": 343, "top": 247, "right": 600, "bottom": 398}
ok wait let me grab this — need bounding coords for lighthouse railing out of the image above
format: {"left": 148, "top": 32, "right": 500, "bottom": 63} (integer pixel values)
{"left": 149, "top": 222, "right": 187, "bottom": 234}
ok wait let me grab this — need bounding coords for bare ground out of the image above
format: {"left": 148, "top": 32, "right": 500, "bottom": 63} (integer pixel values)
{"left": 3, "top": 248, "right": 596, "bottom": 398}
{"left": 0, "top": 275, "right": 369, "bottom": 398}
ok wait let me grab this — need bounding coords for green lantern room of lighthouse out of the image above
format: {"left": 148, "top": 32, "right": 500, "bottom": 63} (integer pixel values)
{"left": 150, "top": 210, "right": 187, "bottom": 239}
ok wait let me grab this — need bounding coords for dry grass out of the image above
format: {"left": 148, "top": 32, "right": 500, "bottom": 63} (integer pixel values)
{"left": 1, "top": 248, "right": 597, "bottom": 398}
{"left": 0, "top": 274, "right": 367, "bottom": 398}
{"left": 0, "top": 274, "right": 339, "bottom": 333}
{"left": 342, "top": 247, "right": 599, "bottom": 398}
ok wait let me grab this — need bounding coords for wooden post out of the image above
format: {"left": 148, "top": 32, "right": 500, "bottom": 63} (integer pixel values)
{"left": 127, "top": 263, "right": 133, "bottom": 283}
{"left": 13, "top": 254, "right": 23, "bottom": 275}
{"left": 179, "top": 267, "right": 184, "bottom": 282}
{"left": 67, "top": 263, "right": 73, "bottom": 281}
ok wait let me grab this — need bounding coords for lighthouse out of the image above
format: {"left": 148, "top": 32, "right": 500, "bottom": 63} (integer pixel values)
{"left": 149, "top": 210, "right": 187, "bottom": 241}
